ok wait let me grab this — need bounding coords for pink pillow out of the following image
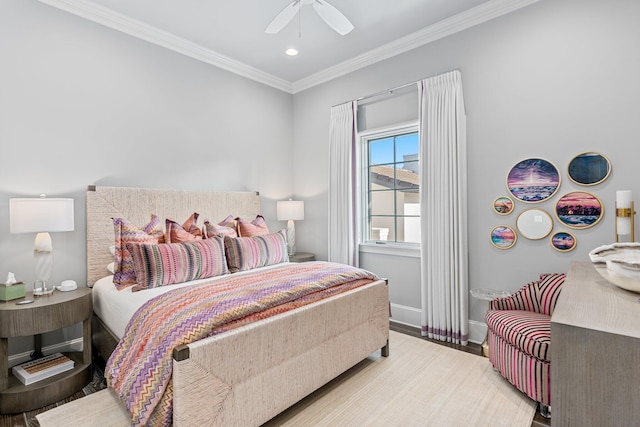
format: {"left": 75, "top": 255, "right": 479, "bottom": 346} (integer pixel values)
{"left": 236, "top": 215, "right": 269, "bottom": 237}
{"left": 112, "top": 215, "right": 164, "bottom": 290}
{"left": 166, "top": 213, "right": 202, "bottom": 243}
{"left": 203, "top": 215, "right": 238, "bottom": 238}
{"left": 224, "top": 230, "right": 288, "bottom": 273}
{"left": 127, "top": 237, "right": 228, "bottom": 291}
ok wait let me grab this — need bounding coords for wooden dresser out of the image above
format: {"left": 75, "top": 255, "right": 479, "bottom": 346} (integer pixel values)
{"left": 551, "top": 261, "right": 640, "bottom": 426}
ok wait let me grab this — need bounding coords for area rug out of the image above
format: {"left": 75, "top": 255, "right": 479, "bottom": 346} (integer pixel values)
{"left": 263, "top": 331, "right": 536, "bottom": 427}
{"left": 37, "top": 331, "right": 535, "bottom": 426}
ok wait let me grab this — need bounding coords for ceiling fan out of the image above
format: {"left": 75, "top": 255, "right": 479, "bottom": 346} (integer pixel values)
{"left": 265, "top": 0, "right": 354, "bottom": 36}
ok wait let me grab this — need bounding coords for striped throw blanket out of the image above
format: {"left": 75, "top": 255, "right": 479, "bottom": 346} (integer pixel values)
{"left": 105, "top": 261, "right": 378, "bottom": 426}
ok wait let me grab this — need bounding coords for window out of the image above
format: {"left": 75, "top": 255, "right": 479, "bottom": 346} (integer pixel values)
{"left": 362, "top": 124, "right": 420, "bottom": 244}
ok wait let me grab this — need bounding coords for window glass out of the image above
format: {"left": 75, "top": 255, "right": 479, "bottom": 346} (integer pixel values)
{"left": 363, "top": 128, "right": 420, "bottom": 244}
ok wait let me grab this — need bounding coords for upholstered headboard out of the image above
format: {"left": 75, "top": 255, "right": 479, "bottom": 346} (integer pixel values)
{"left": 86, "top": 185, "right": 260, "bottom": 286}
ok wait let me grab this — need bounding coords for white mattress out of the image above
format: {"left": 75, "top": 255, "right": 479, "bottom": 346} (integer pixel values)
{"left": 92, "top": 264, "right": 287, "bottom": 339}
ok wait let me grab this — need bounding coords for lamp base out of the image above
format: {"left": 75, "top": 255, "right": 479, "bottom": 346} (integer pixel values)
{"left": 286, "top": 219, "right": 296, "bottom": 257}
{"left": 33, "top": 287, "right": 54, "bottom": 297}
{"left": 34, "top": 239, "right": 55, "bottom": 296}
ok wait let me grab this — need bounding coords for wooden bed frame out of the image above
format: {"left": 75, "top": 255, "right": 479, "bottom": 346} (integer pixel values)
{"left": 86, "top": 185, "right": 390, "bottom": 425}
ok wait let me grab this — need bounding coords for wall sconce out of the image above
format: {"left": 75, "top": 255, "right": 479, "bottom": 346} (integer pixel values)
{"left": 615, "top": 190, "right": 635, "bottom": 242}
{"left": 9, "top": 195, "right": 75, "bottom": 295}
{"left": 277, "top": 199, "right": 304, "bottom": 256}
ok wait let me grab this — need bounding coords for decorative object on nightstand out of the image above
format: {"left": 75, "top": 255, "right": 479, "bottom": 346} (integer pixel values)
{"left": 0, "top": 272, "right": 25, "bottom": 302}
{"left": 9, "top": 195, "right": 74, "bottom": 295}
{"left": 615, "top": 190, "right": 635, "bottom": 242}
{"left": 277, "top": 199, "right": 304, "bottom": 256}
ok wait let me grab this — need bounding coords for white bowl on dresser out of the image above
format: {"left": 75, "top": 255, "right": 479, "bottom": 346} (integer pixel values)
{"left": 589, "top": 242, "right": 640, "bottom": 293}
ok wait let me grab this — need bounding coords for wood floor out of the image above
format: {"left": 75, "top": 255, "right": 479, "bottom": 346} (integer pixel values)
{"left": 1, "top": 323, "right": 550, "bottom": 427}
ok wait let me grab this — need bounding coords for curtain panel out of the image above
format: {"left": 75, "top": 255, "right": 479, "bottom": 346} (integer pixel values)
{"left": 418, "top": 70, "right": 469, "bottom": 344}
{"left": 328, "top": 101, "right": 359, "bottom": 267}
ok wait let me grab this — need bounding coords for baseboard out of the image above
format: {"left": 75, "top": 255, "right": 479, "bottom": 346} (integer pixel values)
{"left": 468, "top": 320, "right": 487, "bottom": 345}
{"left": 8, "top": 338, "right": 84, "bottom": 368}
{"left": 390, "top": 303, "right": 487, "bottom": 345}
{"left": 389, "top": 302, "right": 421, "bottom": 328}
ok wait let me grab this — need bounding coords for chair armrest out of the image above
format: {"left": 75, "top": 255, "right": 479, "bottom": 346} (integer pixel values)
{"left": 489, "top": 280, "right": 540, "bottom": 312}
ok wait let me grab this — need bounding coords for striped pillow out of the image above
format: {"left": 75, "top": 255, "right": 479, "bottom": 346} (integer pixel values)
{"left": 113, "top": 215, "right": 164, "bottom": 290}
{"left": 127, "top": 237, "right": 228, "bottom": 291}
{"left": 236, "top": 215, "right": 269, "bottom": 237}
{"left": 166, "top": 213, "right": 203, "bottom": 243}
{"left": 224, "top": 229, "right": 288, "bottom": 273}
{"left": 203, "top": 215, "right": 238, "bottom": 238}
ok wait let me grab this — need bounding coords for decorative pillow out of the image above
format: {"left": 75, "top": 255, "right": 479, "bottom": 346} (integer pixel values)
{"left": 107, "top": 262, "right": 115, "bottom": 274}
{"left": 224, "top": 229, "right": 288, "bottom": 273}
{"left": 203, "top": 215, "right": 238, "bottom": 238}
{"left": 127, "top": 237, "right": 228, "bottom": 291}
{"left": 166, "top": 213, "right": 203, "bottom": 243}
{"left": 236, "top": 215, "right": 269, "bottom": 237}
{"left": 112, "top": 215, "right": 164, "bottom": 290}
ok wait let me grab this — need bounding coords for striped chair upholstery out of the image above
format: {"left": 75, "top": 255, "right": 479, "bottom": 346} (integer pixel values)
{"left": 486, "top": 273, "right": 565, "bottom": 410}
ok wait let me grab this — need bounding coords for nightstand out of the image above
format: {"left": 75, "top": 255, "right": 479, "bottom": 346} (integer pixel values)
{"left": 0, "top": 287, "right": 92, "bottom": 414}
{"left": 289, "top": 252, "right": 315, "bottom": 263}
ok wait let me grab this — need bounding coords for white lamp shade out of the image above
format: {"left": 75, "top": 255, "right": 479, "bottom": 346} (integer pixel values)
{"left": 9, "top": 198, "right": 75, "bottom": 234}
{"left": 277, "top": 200, "right": 305, "bottom": 221}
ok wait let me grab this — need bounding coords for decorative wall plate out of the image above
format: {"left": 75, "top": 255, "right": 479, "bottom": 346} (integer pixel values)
{"left": 493, "top": 196, "right": 514, "bottom": 215}
{"left": 550, "top": 231, "right": 576, "bottom": 252}
{"left": 490, "top": 225, "right": 517, "bottom": 249}
{"left": 507, "top": 158, "right": 561, "bottom": 203}
{"left": 517, "top": 208, "right": 553, "bottom": 240}
{"left": 567, "top": 152, "right": 611, "bottom": 186}
{"left": 555, "top": 191, "right": 603, "bottom": 229}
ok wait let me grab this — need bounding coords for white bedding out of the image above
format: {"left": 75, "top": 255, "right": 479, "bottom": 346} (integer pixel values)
{"left": 92, "top": 264, "right": 288, "bottom": 339}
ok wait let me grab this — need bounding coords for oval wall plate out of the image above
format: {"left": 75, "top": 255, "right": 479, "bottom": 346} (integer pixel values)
{"left": 517, "top": 208, "right": 553, "bottom": 240}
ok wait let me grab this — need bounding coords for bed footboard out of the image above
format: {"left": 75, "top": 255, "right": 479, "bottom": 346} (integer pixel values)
{"left": 172, "top": 279, "right": 389, "bottom": 426}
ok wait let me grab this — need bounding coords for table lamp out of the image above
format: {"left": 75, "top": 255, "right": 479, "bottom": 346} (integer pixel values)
{"left": 277, "top": 199, "right": 304, "bottom": 256}
{"left": 9, "top": 195, "right": 75, "bottom": 295}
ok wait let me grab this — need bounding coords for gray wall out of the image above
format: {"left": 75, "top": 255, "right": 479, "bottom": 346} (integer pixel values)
{"left": 292, "top": 0, "right": 640, "bottom": 339}
{"left": 2, "top": 0, "right": 639, "bottom": 358}
{"left": 0, "top": 0, "right": 293, "bottom": 358}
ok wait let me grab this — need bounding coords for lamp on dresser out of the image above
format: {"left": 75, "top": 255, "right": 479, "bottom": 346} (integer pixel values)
{"left": 9, "top": 195, "right": 75, "bottom": 295}
{"left": 277, "top": 199, "right": 304, "bottom": 256}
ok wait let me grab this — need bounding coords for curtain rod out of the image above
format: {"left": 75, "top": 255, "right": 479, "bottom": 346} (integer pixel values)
{"left": 331, "top": 69, "right": 459, "bottom": 108}
{"left": 331, "top": 81, "right": 416, "bottom": 109}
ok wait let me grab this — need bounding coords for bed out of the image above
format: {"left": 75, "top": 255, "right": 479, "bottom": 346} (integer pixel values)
{"left": 86, "top": 185, "right": 390, "bottom": 426}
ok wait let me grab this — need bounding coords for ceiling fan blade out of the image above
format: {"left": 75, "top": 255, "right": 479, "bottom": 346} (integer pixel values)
{"left": 265, "top": 0, "right": 301, "bottom": 34}
{"left": 312, "top": 0, "right": 354, "bottom": 35}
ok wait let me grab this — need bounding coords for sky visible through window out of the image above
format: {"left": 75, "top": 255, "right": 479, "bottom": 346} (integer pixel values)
{"left": 369, "top": 132, "right": 419, "bottom": 167}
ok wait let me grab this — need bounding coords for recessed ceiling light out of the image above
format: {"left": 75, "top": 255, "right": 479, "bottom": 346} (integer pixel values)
{"left": 285, "top": 48, "right": 299, "bottom": 56}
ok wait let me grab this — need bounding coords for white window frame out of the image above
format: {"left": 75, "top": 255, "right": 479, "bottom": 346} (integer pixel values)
{"left": 358, "top": 121, "right": 420, "bottom": 257}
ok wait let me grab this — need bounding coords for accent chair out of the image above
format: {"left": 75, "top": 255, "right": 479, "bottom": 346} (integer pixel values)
{"left": 485, "top": 273, "right": 565, "bottom": 418}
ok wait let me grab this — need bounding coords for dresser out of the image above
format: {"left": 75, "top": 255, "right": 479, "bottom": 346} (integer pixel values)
{"left": 551, "top": 261, "right": 640, "bottom": 426}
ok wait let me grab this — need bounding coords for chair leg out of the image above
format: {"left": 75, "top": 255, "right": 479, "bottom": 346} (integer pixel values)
{"left": 539, "top": 403, "right": 551, "bottom": 419}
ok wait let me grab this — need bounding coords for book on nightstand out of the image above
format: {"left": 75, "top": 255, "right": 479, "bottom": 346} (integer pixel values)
{"left": 12, "top": 353, "right": 75, "bottom": 385}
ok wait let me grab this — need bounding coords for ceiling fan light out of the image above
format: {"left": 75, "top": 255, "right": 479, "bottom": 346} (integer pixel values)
{"left": 285, "top": 48, "right": 299, "bottom": 56}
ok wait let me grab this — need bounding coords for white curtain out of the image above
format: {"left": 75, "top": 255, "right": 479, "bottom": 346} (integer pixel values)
{"left": 418, "top": 70, "right": 469, "bottom": 344}
{"left": 328, "top": 101, "right": 359, "bottom": 266}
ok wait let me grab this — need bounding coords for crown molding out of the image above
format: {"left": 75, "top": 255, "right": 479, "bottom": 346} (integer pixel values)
{"left": 38, "top": 0, "right": 539, "bottom": 95}
{"left": 291, "top": 0, "right": 540, "bottom": 93}
{"left": 37, "top": 0, "right": 294, "bottom": 93}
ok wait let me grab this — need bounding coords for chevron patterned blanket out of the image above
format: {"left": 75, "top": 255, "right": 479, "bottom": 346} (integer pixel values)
{"left": 105, "top": 261, "right": 378, "bottom": 426}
